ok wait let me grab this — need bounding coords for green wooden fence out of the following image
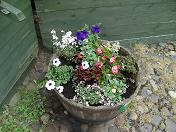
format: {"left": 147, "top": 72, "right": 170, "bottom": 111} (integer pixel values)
{"left": 35, "top": 0, "right": 176, "bottom": 48}
{"left": 0, "top": 0, "right": 38, "bottom": 104}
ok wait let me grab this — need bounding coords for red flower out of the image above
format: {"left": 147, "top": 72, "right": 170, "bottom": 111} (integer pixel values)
{"left": 95, "top": 61, "right": 103, "bottom": 69}
{"left": 95, "top": 48, "right": 103, "bottom": 55}
{"left": 112, "top": 66, "right": 119, "bottom": 74}
{"left": 117, "top": 64, "right": 121, "bottom": 69}
{"left": 101, "top": 56, "right": 107, "bottom": 61}
{"left": 77, "top": 53, "right": 83, "bottom": 59}
{"left": 109, "top": 57, "right": 116, "bottom": 64}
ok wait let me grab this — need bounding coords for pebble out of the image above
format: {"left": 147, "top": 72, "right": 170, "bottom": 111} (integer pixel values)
{"left": 168, "top": 91, "right": 176, "bottom": 98}
{"left": 165, "top": 119, "right": 176, "bottom": 132}
{"left": 129, "top": 111, "right": 138, "bottom": 121}
{"left": 137, "top": 103, "right": 149, "bottom": 114}
{"left": 151, "top": 115, "right": 162, "bottom": 127}
{"left": 160, "top": 98, "right": 170, "bottom": 107}
{"left": 150, "top": 94, "right": 159, "bottom": 104}
{"left": 64, "top": 110, "right": 68, "bottom": 115}
{"left": 40, "top": 113, "right": 50, "bottom": 125}
{"left": 149, "top": 79, "right": 158, "bottom": 91}
{"left": 161, "top": 107, "right": 171, "bottom": 117}
{"left": 139, "top": 123, "right": 152, "bottom": 132}
{"left": 172, "top": 103, "right": 176, "bottom": 114}
{"left": 141, "top": 87, "right": 152, "bottom": 98}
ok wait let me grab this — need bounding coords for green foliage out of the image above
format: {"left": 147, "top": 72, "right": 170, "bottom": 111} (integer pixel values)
{"left": 45, "top": 65, "right": 73, "bottom": 86}
{"left": 122, "top": 56, "right": 137, "bottom": 73}
{"left": 0, "top": 106, "right": 30, "bottom": 132}
{"left": 0, "top": 89, "right": 45, "bottom": 132}
{"left": 13, "top": 89, "right": 45, "bottom": 121}
{"left": 75, "top": 84, "right": 101, "bottom": 105}
{"left": 60, "top": 46, "right": 77, "bottom": 60}
{"left": 101, "top": 78, "right": 127, "bottom": 103}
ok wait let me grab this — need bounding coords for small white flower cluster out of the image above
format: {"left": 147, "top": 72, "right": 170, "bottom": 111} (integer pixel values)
{"left": 45, "top": 80, "right": 64, "bottom": 93}
{"left": 51, "top": 29, "right": 76, "bottom": 49}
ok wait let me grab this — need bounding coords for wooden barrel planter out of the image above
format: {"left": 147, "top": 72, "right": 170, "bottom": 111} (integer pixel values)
{"left": 54, "top": 45, "right": 140, "bottom": 123}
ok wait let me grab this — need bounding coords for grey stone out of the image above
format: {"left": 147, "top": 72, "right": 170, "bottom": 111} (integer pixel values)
{"left": 172, "top": 103, "right": 176, "bottom": 114}
{"left": 108, "top": 126, "right": 118, "bottom": 132}
{"left": 152, "top": 106, "right": 159, "bottom": 114}
{"left": 149, "top": 79, "right": 158, "bottom": 91}
{"left": 161, "top": 107, "right": 172, "bottom": 117}
{"left": 165, "top": 119, "right": 176, "bottom": 132}
{"left": 139, "top": 123, "right": 152, "bottom": 132}
{"left": 40, "top": 113, "right": 50, "bottom": 125}
{"left": 166, "top": 63, "right": 173, "bottom": 74}
{"left": 151, "top": 115, "right": 162, "bottom": 127}
{"left": 156, "top": 129, "right": 162, "bottom": 132}
{"left": 167, "top": 44, "right": 174, "bottom": 51}
{"left": 9, "top": 92, "right": 20, "bottom": 107}
{"left": 161, "top": 99, "right": 170, "bottom": 107}
{"left": 141, "top": 87, "right": 152, "bottom": 98}
{"left": 140, "top": 78, "right": 147, "bottom": 86}
{"left": 22, "top": 75, "right": 30, "bottom": 86}
{"left": 137, "top": 103, "right": 149, "bottom": 114}
{"left": 129, "top": 111, "right": 138, "bottom": 121}
{"left": 151, "top": 75, "right": 160, "bottom": 82}
{"left": 151, "top": 94, "right": 159, "bottom": 104}
{"left": 168, "top": 91, "right": 176, "bottom": 98}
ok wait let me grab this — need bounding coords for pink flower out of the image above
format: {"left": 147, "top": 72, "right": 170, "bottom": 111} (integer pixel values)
{"left": 112, "top": 66, "right": 119, "bottom": 74}
{"left": 96, "top": 48, "right": 103, "bottom": 55}
{"left": 95, "top": 61, "right": 103, "bottom": 69}
{"left": 109, "top": 57, "right": 116, "bottom": 64}
{"left": 101, "top": 56, "right": 107, "bottom": 61}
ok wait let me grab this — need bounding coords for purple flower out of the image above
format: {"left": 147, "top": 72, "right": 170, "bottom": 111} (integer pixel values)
{"left": 76, "top": 30, "right": 89, "bottom": 41}
{"left": 91, "top": 25, "right": 100, "bottom": 33}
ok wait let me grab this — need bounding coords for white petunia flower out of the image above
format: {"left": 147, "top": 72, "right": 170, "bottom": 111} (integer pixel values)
{"left": 82, "top": 61, "right": 89, "bottom": 69}
{"left": 45, "top": 80, "right": 55, "bottom": 90}
{"left": 52, "top": 35, "right": 58, "bottom": 40}
{"left": 61, "top": 30, "right": 64, "bottom": 33}
{"left": 56, "top": 86, "right": 64, "bottom": 93}
{"left": 53, "top": 58, "right": 61, "bottom": 66}
{"left": 51, "top": 29, "right": 56, "bottom": 34}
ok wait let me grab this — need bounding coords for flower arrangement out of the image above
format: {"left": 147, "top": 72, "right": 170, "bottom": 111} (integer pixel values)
{"left": 43, "top": 24, "right": 137, "bottom": 106}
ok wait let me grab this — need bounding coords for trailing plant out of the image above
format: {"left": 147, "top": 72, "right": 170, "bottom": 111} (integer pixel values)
{"left": 0, "top": 89, "right": 45, "bottom": 132}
